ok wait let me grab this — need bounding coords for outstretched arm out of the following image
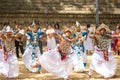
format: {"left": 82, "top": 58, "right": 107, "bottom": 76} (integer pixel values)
{"left": 51, "top": 33, "right": 62, "bottom": 42}
{"left": 111, "top": 34, "right": 120, "bottom": 39}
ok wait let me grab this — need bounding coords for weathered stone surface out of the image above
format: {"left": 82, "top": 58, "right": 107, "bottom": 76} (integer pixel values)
{"left": 0, "top": 0, "right": 119, "bottom": 27}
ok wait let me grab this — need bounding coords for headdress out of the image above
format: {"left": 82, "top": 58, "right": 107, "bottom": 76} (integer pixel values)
{"left": 97, "top": 23, "right": 110, "bottom": 33}
{"left": 75, "top": 21, "right": 81, "bottom": 28}
{"left": 5, "top": 25, "right": 13, "bottom": 33}
{"left": 31, "top": 20, "right": 36, "bottom": 26}
{"left": 46, "top": 29, "right": 55, "bottom": 34}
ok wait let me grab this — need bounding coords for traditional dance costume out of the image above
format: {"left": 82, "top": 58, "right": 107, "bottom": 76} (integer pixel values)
{"left": 84, "top": 27, "right": 94, "bottom": 51}
{"left": 4, "top": 35, "right": 19, "bottom": 78}
{"left": 72, "top": 32, "right": 87, "bottom": 72}
{"left": 38, "top": 34, "right": 73, "bottom": 79}
{"left": 22, "top": 31, "right": 43, "bottom": 72}
{"left": 89, "top": 34, "right": 117, "bottom": 78}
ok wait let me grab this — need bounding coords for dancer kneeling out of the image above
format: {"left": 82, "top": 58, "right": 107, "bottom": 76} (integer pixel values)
{"left": 35, "top": 28, "right": 79, "bottom": 80}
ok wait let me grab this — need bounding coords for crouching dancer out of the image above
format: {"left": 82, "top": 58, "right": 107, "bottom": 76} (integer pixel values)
{"left": 88, "top": 23, "right": 120, "bottom": 79}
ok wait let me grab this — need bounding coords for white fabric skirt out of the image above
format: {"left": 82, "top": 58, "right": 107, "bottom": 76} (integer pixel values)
{"left": 89, "top": 47, "right": 117, "bottom": 78}
{"left": 39, "top": 48, "right": 73, "bottom": 79}
{"left": 72, "top": 50, "right": 85, "bottom": 72}
{"left": 0, "top": 48, "right": 19, "bottom": 78}
{"left": 22, "top": 45, "right": 41, "bottom": 72}
{"left": 0, "top": 48, "right": 9, "bottom": 77}
{"left": 6, "top": 51, "right": 19, "bottom": 78}
{"left": 46, "top": 37, "right": 57, "bottom": 50}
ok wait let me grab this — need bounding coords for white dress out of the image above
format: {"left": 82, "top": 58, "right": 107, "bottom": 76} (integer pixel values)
{"left": 39, "top": 48, "right": 73, "bottom": 79}
{"left": 0, "top": 47, "right": 9, "bottom": 77}
{"left": 84, "top": 28, "right": 94, "bottom": 51}
{"left": 46, "top": 29, "right": 57, "bottom": 50}
{"left": 89, "top": 42, "right": 117, "bottom": 78}
{"left": 72, "top": 46, "right": 86, "bottom": 72}
{"left": 39, "top": 39, "right": 73, "bottom": 79}
{"left": 6, "top": 51, "right": 19, "bottom": 78}
{"left": 3, "top": 38, "right": 19, "bottom": 78}
{"left": 22, "top": 32, "right": 41, "bottom": 72}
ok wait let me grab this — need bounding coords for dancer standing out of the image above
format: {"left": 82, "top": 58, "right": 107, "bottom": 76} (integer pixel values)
{"left": 72, "top": 22, "right": 87, "bottom": 72}
{"left": 22, "top": 27, "right": 43, "bottom": 73}
{"left": 46, "top": 24, "right": 57, "bottom": 50}
{"left": 84, "top": 24, "right": 95, "bottom": 55}
{"left": 88, "top": 23, "right": 118, "bottom": 78}
{"left": 0, "top": 25, "right": 19, "bottom": 78}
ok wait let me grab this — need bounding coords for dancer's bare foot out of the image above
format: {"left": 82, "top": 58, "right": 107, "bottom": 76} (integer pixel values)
{"left": 40, "top": 71, "right": 42, "bottom": 74}
{"left": 31, "top": 64, "right": 38, "bottom": 68}
{"left": 87, "top": 74, "right": 91, "bottom": 79}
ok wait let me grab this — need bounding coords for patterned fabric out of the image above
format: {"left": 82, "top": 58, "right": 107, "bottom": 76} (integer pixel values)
{"left": 96, "top": 35, "right": 110, "bottom": 50}
{"left": 4, "top": 36, "right": 15, "bottom": 52}
{"left": 58, "top": 40, "right": 71, "bottom": 55}
{"left": 27, "top": 31, "right": 44, "bottom": 47}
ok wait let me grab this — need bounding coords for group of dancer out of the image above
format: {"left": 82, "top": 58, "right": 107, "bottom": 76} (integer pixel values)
{"left": 0, "top": 21, "right": 120, "bottom": 80}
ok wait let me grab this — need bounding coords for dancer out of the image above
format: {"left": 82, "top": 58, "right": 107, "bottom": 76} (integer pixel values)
{"left": 22, "top": 27, "right": 43, "bottom": 73}
{"left": 112, "top": 25, "right": 120, "bottom": 55}
{"left": 0, "top": 25, "right": 19, "bottom": 78}
{"left": 84, "top": 24, "right": 95, "bottom": 55}
{"left": 46, "top": 24, "right": 57, "bottom": 50}
{"left": 35, "top": 27, "right": 79, "bottom": 80}
{"left": 72, "top": 21, "right": 87, "bottom": 72}
{"left": 88, "top": 23, "right": 119, "bottom": 79}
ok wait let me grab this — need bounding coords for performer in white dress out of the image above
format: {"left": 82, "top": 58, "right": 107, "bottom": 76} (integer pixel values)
{"left": 72, "top": 22, "right": 87, "bottom": 72}
{"left": 46, "top": 24, "right": 57, "bottom": 50}
{"left": 88, "top": 23, "right": 119, "bottom": 79}
{"left": 34, "top": 28, "right": 79, "bottom": 80}
{"left": 22, "top": 27, "right": 43, "bottom": 73}
{"left": 0, "top": 26, "right": 19, "bottom": 78}
{"left": 84, "top": 24, "right": 95, "bottom": 55}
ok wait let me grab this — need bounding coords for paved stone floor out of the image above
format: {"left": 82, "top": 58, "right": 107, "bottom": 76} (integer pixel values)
{"left": 0, "top": 55, "right": 120, "bottom": 80}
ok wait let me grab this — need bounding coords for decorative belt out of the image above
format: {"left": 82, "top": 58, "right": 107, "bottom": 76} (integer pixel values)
{"left": 58, "top": 47, "right": 67, "bottom": 60}
{"left": 96, "top": 48, "right": 109, "bottom": 61}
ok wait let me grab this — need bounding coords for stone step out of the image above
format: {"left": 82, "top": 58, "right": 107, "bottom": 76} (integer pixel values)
{"left": 0, "top": 0, "right": 120, "bottom": 14}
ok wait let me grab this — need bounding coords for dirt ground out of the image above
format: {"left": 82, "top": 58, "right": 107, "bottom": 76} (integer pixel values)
{"left": 0, "top": 55, "right": 120, "bottom": 80}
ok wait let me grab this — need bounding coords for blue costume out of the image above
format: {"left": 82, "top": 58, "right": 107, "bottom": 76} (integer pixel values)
{"left": 22, "top": 31, "right": 44, "bottom": 72}
{"left": 72, "top": 31, "right": 87, "bottom": 71}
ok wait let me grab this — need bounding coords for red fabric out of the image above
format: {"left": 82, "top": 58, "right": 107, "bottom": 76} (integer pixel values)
{"left": 112, "top": 32, "right": 119, "bottom": 52}
{"left": 3, "top": 47, "right": 8, "bottom": 61}
{"left": 97, "top": 48, "right": 109, "bottom": 61}
{"left": 4, "top": 51, "right": 8, "bottom": 61}
{"left": 103, "top": 50, "right": 109, "bottom": 61}
{"left": 58, "top": 48, "right": 67, "bottom": 60}
{"left": 61, "top": 55, "right": 67, "bottom": 60}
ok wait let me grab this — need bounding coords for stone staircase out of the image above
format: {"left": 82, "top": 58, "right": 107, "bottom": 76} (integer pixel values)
{"left": 0, "top": 0, "right": 120, "bottom": 26}
{"left": 0, "top": 0, "right": 120, "bottom": 14}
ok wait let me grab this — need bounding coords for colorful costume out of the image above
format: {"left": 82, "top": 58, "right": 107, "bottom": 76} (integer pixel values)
{"left": 22, "top": 31, "right": 43, "bottom": 72}
{"left": 4, "top": 36, "right": 19, "bottom": 78}
{"left": 89, "top": 34, "right": 117, "bottom": 78}
{"left": 72, "top": 32, "right": 87, "bottom": 72}
{"left": 38, "top": 35, "right": 73, "bottom": 79}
